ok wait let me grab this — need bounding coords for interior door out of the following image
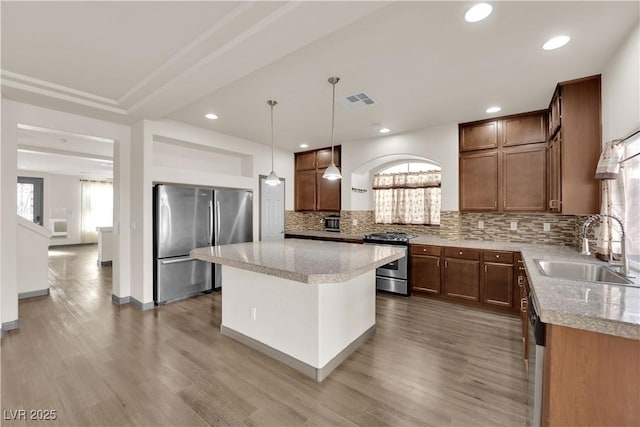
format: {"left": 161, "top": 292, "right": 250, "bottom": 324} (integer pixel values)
{"left": 17, "top": 176, "right": 44, "bottom": 226}
{"left": 259, "top": 175, "right": 285, "bottom": 241}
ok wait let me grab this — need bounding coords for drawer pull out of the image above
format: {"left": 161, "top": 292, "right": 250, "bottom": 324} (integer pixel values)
{"left": 459, "top": 251, "right": 463, "bottom": 255}
{"left": 423, "top": 248, "right": 427, "bottom": 252}
{"left": 495, "top": 254, "right": 500, "bottom": 258}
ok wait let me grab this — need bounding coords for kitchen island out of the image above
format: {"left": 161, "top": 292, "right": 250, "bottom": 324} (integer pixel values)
{"left": 190, "top": 239, "right": 404, "bottom": 381}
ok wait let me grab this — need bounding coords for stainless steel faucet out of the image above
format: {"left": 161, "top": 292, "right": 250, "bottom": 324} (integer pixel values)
{"left": 581, "top": 214, "right": 629, "bottom": 276}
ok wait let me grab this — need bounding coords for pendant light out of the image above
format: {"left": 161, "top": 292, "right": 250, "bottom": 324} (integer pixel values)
{"left": 322, "top": 76, "right": 342, "bottom": 181}
{"left": 264, "top": 100, "right": 281, "bottom": 186}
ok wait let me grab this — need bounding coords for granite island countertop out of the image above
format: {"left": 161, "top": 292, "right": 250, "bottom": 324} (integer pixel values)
{"left": 190, "top": 238, "right": 404, "bottom": 285}
{"left": 410, "top": 235, "right": 640, "bottom": 340}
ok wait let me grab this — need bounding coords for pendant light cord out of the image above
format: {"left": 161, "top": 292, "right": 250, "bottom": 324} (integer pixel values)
{"left": 329, "top": 77, "right": 339, "bottom": 165}
{"left": 270, "top": 102, "right": 275, "bottom": 171}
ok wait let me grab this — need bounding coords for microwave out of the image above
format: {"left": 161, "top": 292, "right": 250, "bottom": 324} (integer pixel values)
{"left": 324, "top": 215, "right": 340, "bottom": 232}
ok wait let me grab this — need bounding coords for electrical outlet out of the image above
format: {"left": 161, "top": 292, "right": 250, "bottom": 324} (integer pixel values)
{"left": 477, "top": 220, "right": 484, "bottom": 229}
{"left": 510, "top": 221, "right": 518, "bottom": 231}
{"left": 543, "top": 222, "right": 551, "bottom": 232}
{"left": 250, "top": 307, "right": 257, "bottom": 321}
{"left": 319, "top": 218, "right": 324, "bottom": 224}
{"left": 352, "top": 219, "right": 358, "bottom": 226}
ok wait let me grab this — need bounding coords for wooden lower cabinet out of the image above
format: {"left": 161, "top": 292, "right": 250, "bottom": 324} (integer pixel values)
{"left": 410, "top": 245, "right": 442, "bottom": 295}
{"left": 443, "top": 258, "right": 480, "bottom": 301}
{"left": 543, "top": 324, "right": 640, "bottom": 426}
{"left": 411, "top": 244, "right": 519, "bottom": 315}
{"left": 482, "top": 262, "right": 514, "bottom": 307}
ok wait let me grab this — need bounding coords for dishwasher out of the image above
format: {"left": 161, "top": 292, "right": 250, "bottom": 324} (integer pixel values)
{"left": 527, "top": 294, "right": 546, "bottom": 427}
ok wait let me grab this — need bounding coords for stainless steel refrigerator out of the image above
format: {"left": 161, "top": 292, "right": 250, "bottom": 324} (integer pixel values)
{"left": 153, "top": 184, "right": 253, "bottom": 304}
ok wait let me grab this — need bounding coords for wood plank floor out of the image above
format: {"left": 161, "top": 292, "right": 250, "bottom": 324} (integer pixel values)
{"left": 1, "top": 245, "right": 527, "bottom": 426}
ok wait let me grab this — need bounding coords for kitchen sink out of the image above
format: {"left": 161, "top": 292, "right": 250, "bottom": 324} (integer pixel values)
{"left": 534, "top": 260, "right": 635, "bottom": 286}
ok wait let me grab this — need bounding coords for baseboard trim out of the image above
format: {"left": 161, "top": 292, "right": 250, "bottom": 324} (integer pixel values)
{"left": 2, "top": 319, "right": 20, "bottom": 334}
{"left": 99, "top": 261, "right": 113, "bottom": 266}
{"left": 111, "top": 294, "right": 130, "bottom": 305}
{"left": 131, "top": 297, "right": 154, "bottom": 311}
{"left": 18, "top": 288, "right": 50, "bottom": 300}
{"left": 220, "top": 324, "right": 376, "bottom": 382}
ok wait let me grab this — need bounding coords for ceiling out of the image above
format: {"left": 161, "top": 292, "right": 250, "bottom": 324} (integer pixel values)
{"left": 2, "top": 1, "right": 638, "bottom": 153}
{"left": 17, "top": 127, "right": 114, "bottom": 180}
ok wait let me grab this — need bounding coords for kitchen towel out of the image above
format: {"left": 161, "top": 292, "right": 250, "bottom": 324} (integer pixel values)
{"left": 594, "top": 139, "right": 623, "bottom": 180}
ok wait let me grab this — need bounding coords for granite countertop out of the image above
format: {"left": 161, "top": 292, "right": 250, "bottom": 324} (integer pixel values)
{"left": 411, "top": 235, "right": 640, "bottom": 340}
{"left": 190, "top": 239, "right": 404, "bottom": 285}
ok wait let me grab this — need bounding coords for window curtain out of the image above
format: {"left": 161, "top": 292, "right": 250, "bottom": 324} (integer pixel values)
{"left": 80, "top": 180, "right": 113, "bottom": 243}
{"left": 596, "top": 137, "right": 639, "bottom": 261}
{"left": 373, "top": 171, "right": 441, "bottom": 225}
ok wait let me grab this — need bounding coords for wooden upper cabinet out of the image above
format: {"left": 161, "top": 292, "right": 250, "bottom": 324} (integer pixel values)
{"left": 316, "top": 147, "right": 340, "bottom": 168}
{"left": 316, "top": 171, "right": 341, "bottom": 212}
{"left": 460, "top": 151, "right": 499, "bottom": 211}
{"left": 549, "top": 87, "right": 561, "bottom": 138}
{"left": 460, "top": 121, "right": 498, "bottom": 152}
{"left": 295, "top": 151, "right": 316, "bottom": 171}
{"left": 294, "top": 170, "right": 316, "bottom": 211}
{"left": 554, "top": 76, "right": 601, "bottom": 215}
{"left": 502, "top": 112, "right": 547, "bottom": 147}
{"left": 294, "top": 146, "right": 341, "bottom": 212}
{"left": 548, "top": 131, "right": 562, "bottom": 212}
{"left": 502, "top": 144, "right": 547, "bottom": 211}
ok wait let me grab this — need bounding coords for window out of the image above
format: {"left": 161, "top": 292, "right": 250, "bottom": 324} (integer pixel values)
{"left": 599, "top": 132, "right": 640, "bottom": 271}
{"left": 17, "top": 176, "right": 43, "bottom": 225}
{"left": 373, "top": 162, "right": 441, "bottom": 225}
{"left": 80, "top": 180, "right": 113, "bottom": 243}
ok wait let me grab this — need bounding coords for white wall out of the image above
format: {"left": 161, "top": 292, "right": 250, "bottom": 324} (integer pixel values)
{"left": 128, "top": 119, "right": 295, "bottom": 306}
{"left": 16, "top": 170, "right": 83, "bottom": 246}
{"left": 341, "top": 123, "right": 459, "bottom": 211}
{"left": 602, "top": 23, "right": 640, "bottom": 142}
{"left": 1, "top": 100, "right": 131, "bottom": 326}
{"left": 17, "top": 217, "right": 51, "bottom": 295}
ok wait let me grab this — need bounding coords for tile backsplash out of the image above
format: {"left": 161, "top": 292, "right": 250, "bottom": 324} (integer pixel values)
{"left": 285, "top": 210, "right": 588, "bottom": 247}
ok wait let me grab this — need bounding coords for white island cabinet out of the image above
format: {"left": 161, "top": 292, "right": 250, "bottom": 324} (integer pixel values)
{"left": 190, "top": 239, "right": 404, "bottom": 382}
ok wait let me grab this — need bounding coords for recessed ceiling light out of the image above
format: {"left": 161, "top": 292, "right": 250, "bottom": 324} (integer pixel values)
{"left": 299, "top": 143, "right": 309, "bottom": 148}
{"left": 379, "top": 128, "right": 391, "bottom": 134}
{"left": 543, "top": 35, "right": 570, "bottom": 51}
{"left": 205, "top": 113, "right": 218, "bottom": 120}
{"left": 486, "top": 106, "right": 501, "bottom": 113}
{"left": 465, "top": 3, "right": 493, "bottom": 23}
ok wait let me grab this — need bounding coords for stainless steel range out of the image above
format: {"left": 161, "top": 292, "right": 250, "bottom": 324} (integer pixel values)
{"left": 362, "top": 232, "right": 417, "bottom": 296}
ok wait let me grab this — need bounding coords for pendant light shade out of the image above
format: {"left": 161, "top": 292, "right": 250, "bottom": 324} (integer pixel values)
{"left": 323, "top": 76, "right": 342, "bottom": 181}
{"left": 265, "top": 100, "right": 281, "bottom": 186}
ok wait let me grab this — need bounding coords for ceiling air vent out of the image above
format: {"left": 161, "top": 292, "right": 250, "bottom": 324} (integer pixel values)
{"left": 337, "top": 91, "right": 377, "bottom": 110}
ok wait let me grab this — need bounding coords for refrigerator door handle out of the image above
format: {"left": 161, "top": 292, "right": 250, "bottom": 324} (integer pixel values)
{"left": 208, "top": 200, "right": 214, "bottom": 245}
{"left": 160, "top": 256, "right": 198, "bottom": 265}
{"left": 216, "top": 200, "right": 221, "bottom": 245}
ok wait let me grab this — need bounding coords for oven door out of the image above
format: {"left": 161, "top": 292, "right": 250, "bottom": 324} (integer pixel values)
{"left": 366, "top": 243, "right": 407, "bottom": 280}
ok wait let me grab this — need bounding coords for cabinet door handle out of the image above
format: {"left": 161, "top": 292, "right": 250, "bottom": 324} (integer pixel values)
{"left": 484, "top": 264, "right": 487, "bottom": 273}
{"left": 494, "top": 201, "right": 497, "bottom": 209}
{"left": 445, "top": 260, "right": 448, "bottom": 268}
{"left": 437, "top": 259, "right": 440, "bottom": 268}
